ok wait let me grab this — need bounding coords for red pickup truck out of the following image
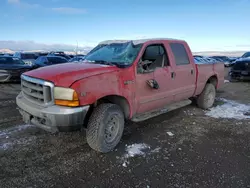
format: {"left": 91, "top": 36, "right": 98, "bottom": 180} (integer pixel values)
{"left": 16, "top": 38, "right": 224, "bottom": 153}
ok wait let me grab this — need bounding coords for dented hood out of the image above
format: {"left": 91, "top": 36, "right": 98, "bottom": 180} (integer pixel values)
{"left": 24, "top": 62, "right": 118, "bottom": 87}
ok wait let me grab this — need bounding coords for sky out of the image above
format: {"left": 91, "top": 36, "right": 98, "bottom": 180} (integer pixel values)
{"left": 0, "top": 0, "right": 250, "bottom": 51}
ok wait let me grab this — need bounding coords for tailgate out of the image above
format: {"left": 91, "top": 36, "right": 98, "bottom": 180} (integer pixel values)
{"left": 194, "top": 63, "right": 224, "bottom": 95}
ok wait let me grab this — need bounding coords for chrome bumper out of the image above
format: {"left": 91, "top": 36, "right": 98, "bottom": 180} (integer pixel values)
{"left": 16, "top": 92, "right": 89, "bottom": 133}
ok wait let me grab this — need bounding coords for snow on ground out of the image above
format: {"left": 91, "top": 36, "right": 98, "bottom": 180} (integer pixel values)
{"left": 166, "top": 131, "right": 174, "bottom": 136}
{"left": 0, "top": 124, "right": 34, "bottom": 150}
{"left": 0, "top": 124, "right": 32, "bottom": 139}
{"left": 206, "top": 98, "right": 250, "bottom": 120}
{"left": 125, "top": 143, "right": 150, "bottom": 157}
{"left": 121, "top": 143, "right": 161, "bottom": 167}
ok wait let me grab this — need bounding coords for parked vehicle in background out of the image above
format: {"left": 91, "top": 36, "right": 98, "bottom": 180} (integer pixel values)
{"left": 228, "top": 57, "right": 239, "bottom": 62}
{"left": 3, "top": 53, "right": 13, "bottom": 56}
{"left": 204, "top": 57, "right": 217, "bottom": 63}
{"left": 0, "top": 56, "right": 34, "bottom": 82}
{"left": 194, "top": 56, "right": 217, "bottom": 64}
{"left": 229, "top": 57, "right": 250, "bottom": 81}
{"left": 193, "top": 55, "right": 204, "bottom": 58}
{"left": 33, "top": 55, "right": 68, "bottom": 68}
{"left": 69, "top": 55, "right": 85, "bottom": 62}
{"left": 34, "top": 52, "right": 49, "bottom": 58}
{"left": 13, "top": 52, "right": 37, "bottom": 66}
{"left": 210, "top": 56, "right": 232, "bottom": 67}
{"left": 241, "top": 52, "right": 250, "bottom": 58}
{"left": 48, "top": 51, "right": 71, "bottom": 60}
{"left": 16, "top": 38, "right": 224, "bottom": 153}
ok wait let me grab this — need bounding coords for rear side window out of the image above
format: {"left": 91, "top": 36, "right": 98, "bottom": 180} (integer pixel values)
{"left": 170, "top": 43, "right": 190, "bottom": 65}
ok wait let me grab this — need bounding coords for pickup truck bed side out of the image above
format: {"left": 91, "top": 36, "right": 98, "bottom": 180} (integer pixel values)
{"left": 194, "top": 63, "right": 224, "bottom": 96}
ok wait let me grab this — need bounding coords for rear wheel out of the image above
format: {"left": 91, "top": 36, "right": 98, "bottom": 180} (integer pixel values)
{"left": 86, "top": 103, "right": 124, "bottom": 153}
{"left": 197, "top": 83, "right": 216, "bottom": 109}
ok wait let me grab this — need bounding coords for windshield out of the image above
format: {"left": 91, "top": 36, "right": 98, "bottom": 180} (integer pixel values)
{"left": 242, "top": 52, "right": 250, "bottom": 58}
{"left": 84, "top": 42, "right": 142, "bottom": 66}
{"left": 0, "top": 57, "right": 25, "bottom": 65}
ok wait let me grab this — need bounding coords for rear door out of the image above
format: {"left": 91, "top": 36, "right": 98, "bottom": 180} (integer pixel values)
{"left": 168, "top": 42, "right": 196, "bottom": 101}
{"left": 135, "top": 42, "right": 175, "bottom": 114}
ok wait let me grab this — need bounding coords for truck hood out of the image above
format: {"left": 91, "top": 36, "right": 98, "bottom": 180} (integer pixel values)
{"left": 24, "top": 62, "right": 118, "bottom": 87}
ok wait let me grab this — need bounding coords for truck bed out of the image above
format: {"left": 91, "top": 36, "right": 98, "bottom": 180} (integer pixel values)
{"left": 194, "top": 62, "right": 224, "bottom": 96}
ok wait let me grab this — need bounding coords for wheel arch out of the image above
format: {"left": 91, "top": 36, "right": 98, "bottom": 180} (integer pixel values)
{"left": 94, "top": 95, "right": 131, "bottom": 119}
{"left": 206, "top": 75, "right": 218, "bottom": 88}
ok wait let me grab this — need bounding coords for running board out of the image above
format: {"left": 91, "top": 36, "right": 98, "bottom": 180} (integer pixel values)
{"left": 131, "top": 99, "right": 192, "bottom": 122}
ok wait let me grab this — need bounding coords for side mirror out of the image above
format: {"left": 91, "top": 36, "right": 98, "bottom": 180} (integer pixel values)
{"left": 147, "top": 79, "right": 159, "bottom": 89}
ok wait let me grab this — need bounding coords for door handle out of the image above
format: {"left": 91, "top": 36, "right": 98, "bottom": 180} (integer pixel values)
{"left": 171, "top": 72, "right": 175, "bottom": 79}
{"left": 191, "top": 69, "right": 194, "bottom": 75}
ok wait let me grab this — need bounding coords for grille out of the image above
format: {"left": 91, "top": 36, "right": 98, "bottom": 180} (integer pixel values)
{"left": 21, "top": 75, "right": 54, "bottom": 106}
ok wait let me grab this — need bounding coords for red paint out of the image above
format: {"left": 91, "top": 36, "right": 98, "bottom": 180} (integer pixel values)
{"left": 23, "top": 39, "right": 224, "bottom": 119}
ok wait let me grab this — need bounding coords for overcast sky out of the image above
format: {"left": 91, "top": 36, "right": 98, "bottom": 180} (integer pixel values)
{"left": 1, "top": 0, "right": 250, "bottom": 51}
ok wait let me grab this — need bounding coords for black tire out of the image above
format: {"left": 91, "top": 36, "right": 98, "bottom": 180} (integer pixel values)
{"left": 86, "top": 103, "right": 124, "bottom": 153}
{"left": 197, "top": 83, "right": 216, "bottom": 109}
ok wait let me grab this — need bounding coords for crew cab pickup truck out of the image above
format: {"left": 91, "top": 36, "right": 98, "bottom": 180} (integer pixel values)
{"left": 16, "top": 38, "right": 224, "bottom": 153}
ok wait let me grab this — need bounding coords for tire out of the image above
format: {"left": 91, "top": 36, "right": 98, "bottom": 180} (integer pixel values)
{"left": 86, "top": 103, "right": 124, "bottom": 153}
{"left": 197, "top": 83, "right": 216, "bottom": 109}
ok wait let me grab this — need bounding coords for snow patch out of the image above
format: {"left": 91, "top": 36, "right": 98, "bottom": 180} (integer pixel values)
{"left": 167, "top": 131, "right": 174, "bottom": 136}
{"left": 0, "top": 124, "right": 35, "bottom": 151}
{"left": 125, "top": 143, "right": 150, "bottom": 157}
{"left": 0, "top": 142, "right": 13, "bottom": 150}
{"left": 121, "top": 143, "right": 161, "bottom": 167}
{"left": 206, "top": 99, "right": 250, "bottom": 120}
{"left": 0, "top": 124, "right": 32, "bottom": 139}
{"left": 0, "top": 136, "right": 36, "bottom": 151}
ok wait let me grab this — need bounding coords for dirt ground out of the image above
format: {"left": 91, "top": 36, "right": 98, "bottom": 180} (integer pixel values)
{"left": 1, "top": 68, "right": 250, "bottom": 188}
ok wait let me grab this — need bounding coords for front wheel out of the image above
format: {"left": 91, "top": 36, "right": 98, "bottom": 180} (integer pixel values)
{"left": 196, "top": 83, "right": 216, "bottom": 109}
{"left": 86, "top": 103, "right": 124, "bottom": 153}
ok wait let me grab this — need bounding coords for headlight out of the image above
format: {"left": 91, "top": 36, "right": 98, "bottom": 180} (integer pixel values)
{"left": 54, "top": 87, "right": 79, "bottom": 107}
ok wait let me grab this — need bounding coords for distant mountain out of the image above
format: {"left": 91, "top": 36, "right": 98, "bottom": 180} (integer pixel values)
{"left": 0, "top": 40, "right": 93, "bottom": 54}
{"left": 193, "top": 51, "right": 246, "bottom": 57}
{"left": 0, "top": 40, "right": 247, "bottom": 57}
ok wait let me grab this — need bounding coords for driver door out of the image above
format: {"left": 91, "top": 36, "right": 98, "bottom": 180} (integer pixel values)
{"left": 135, "top": 43, "right": 175, "bottom": 114}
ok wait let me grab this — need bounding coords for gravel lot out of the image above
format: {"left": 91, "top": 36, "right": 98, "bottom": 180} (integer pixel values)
{"left": 1, "top": 69, "right": 250, "bottom": 188}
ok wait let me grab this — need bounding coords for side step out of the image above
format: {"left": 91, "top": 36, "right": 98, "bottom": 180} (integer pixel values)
{"left": 131, "top": 99, "right": 192, "bottom": 122}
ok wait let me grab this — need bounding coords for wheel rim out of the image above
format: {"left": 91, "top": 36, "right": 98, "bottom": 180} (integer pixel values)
{"left": 105, "top": 114, "right": 120, "bottom": 143}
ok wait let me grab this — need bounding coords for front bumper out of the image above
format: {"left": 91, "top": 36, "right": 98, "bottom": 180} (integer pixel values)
{"left": 16, "top": 92, "right": 89, "bottom": 133}
{"left": 229, "top": 70, "right": 250, "bottom": 81}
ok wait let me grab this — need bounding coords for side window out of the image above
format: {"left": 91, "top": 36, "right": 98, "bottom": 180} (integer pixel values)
{"left": 138, "top": 44, "right": 169, "bottom": 73}
{"left": 170, "top": 43, "right": 190, "bottom": 65}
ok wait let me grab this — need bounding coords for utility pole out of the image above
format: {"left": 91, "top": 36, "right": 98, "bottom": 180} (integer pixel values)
{"left": 75, "top": 40, "right": 78, "bottom": 55}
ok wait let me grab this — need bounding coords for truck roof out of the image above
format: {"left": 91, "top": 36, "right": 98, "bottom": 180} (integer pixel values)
{"left": 99, "top": 38, "right": 184, "bottom": 45}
